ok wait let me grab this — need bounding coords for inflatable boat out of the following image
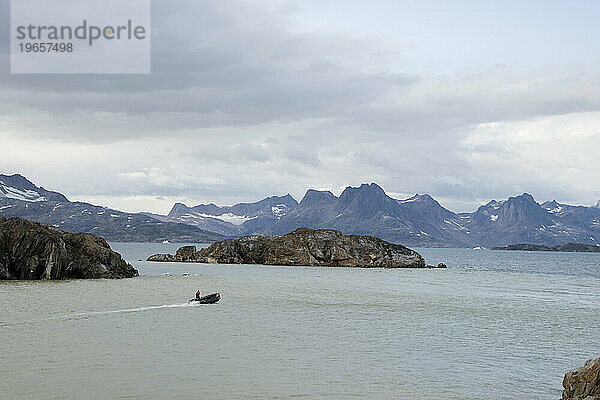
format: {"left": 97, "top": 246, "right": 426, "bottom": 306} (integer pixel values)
{"left": 189, "top": 293, "right": 221, "bottom": 304}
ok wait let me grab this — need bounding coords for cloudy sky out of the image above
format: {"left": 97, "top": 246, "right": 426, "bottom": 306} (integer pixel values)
{"left": 1, "top": 0, "right": 599, "bottom": 213}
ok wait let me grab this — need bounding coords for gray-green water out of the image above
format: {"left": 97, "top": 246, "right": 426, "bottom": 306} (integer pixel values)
{"left": 1, "top": 244, "right": 599, "bottom": 399}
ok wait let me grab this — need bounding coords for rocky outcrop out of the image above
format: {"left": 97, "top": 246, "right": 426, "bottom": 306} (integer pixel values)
{"left": 148, "top": 228, "right": 432, "bottom": 268}
{"left": 563, "top": 358, "right": 600, "bottom": 400}
{"left": 562, "top": 358, "right": 600, "bottom": 400}
{"left": 0, "top": 217, "right": 138, "bottom": 279}
{"left": 492, "top": 243, "right": 600, "bottom": 253}
{"left": 427, "top": 263, "right": 447, "bottom": 269}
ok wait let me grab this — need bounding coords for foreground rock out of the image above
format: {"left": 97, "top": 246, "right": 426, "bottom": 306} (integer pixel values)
{"left": 148, "top": 228, "right": 433, "bottom": 268}
{"left": 562, "top": 358, "right": 600, "bottom": 400}
{"left": 0, "top": 217, "right": 138, "bottom": 279}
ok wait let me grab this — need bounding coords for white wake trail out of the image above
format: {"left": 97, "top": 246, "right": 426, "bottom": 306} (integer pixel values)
{"left": 71, "top": 302, "right": 199, "bottom": 318}
{"left": 1, "top": 302, "right": 200, "bottom": 327}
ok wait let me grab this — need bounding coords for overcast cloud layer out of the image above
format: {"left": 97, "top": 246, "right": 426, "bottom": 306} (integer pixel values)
{"left": 1, "top": 0, "right": 599, "bottom": 213}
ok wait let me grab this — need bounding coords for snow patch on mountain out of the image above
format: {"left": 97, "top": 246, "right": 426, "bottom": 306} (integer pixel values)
{"left": 443, "top": 219, "right": 469, "bottom": 231}
{"left": 396, "top": 194, "right": 424, "bottom": 204}
{"left": 195, "top": 212, "right": 257, "bottom": 225}
{"left": 0, "top": 181, "right": 47, "bottom": 202}
{"left": 271, "top": 204, "right": 290, "bottom": 217}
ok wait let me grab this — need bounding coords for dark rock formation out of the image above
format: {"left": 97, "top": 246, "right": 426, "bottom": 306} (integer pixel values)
{"left": 0, "top": 217, "right": 138, "bottom": 279}
{"left": 426, "top": 263, "right": 447, "bottom": 269}
{"left": 148, "top": 228, "right": 429, "bottom": 268}
{"left": 562, "top": 358, "right": 600, "bottom": 400}
{"left": 492, "top": 243, "right": 600, "bottom": 253}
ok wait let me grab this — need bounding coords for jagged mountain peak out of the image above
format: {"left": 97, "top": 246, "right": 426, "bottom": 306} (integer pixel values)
{"left": 478, "top": 192, "right": 551, "bottom": 228}
{"left": 508, "top": 192, "right": 537, "bottom": 204}
{"left": 415, "top": 193, "right": 434, "bottom": 201}
{"left": 1, "top": 173, "right": 29, "bottom": 185}
{"left": 541, "top": 200, "right": 570, "bottom": 212}
{"left": 167, "top": 202, "right": 191, "bottom": 216}
{"left": 339, "top": 183, "right": 393, "bottom": 203}
{"left": 299, "top": 189, "right": 337, "bottom": 207}
{"left": 334, "top": 183, "right": 400, "bottom": 220}
{"left": 396, "top": 193, "right": 453, "bottom": 215}
{"left": 0, "top": 173, "right": 68, "bottom": 202}
{"left": 397, "top": 193, "right": 437, "bottom": 204}
{"left": 340, "top": 182, "right": 385, "bottom": 195}
{"left": 542, "top": 200, "right": 560, "bottom": 208}
{"left": 338, "top": 183, "right": 389, "bottom": 202}
{"left": 482, "top": 199, "right": 505, "bottom": 208}
{"left": 476, "top": 193, "right": 538, "bottom": 213}
{"left": 395, "top": 193, "right": 456, "bottom": 224}
{"left": 234, "top": 194, "right": 297, "bottom": 207}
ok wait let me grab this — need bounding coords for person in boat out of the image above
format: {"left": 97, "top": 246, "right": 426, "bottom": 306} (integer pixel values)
{"left": 195, "top": 290, "right": 200, "bottom": 300}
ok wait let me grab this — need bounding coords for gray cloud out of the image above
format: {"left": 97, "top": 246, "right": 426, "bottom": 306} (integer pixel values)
{"left": 1, "top": 0, "right": 599, "bottom": 213}
{"left": 0, "top": 0, "right": 417, "bottom": 143}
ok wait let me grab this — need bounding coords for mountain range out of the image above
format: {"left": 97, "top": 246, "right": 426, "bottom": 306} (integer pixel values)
{"left": 1, "top": 173, "right": 599, "bottom": 247}
{"left": 0, "top": 174, "right": 226, "bottom": 243}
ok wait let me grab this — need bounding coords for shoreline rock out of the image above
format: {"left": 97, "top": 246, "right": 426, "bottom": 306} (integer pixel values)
{"left": 0, "top": 217, "right": 138, "bottom": 279}
{"left": 148, "top": 228, "right": 439, "bottom": 268}
{"left": 426, "top": 263, "right": 447, "bottom": 269}
{"left": 562, "top": 358, "right": 600, "bottom": 400}
{"left": 492, "top": 243, "right": 600, "bottom": 253}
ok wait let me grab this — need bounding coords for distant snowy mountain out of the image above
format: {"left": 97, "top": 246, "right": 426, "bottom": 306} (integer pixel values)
{"left": 0, "top": 174, "right": 68, "bottom": 202}
{"left": 593, "top": 200, "right": 600, "bottom": 208}
{"left": 156, "top": 194, "right": 299, "bottom": 236}
{"left": 0, "top": 174, "right": 226, "bottom": 243}
{"left": 262, "top": 183, "right": 471, "bottom": 247}
{"left": 129, "top": 182, "right": 600, "bottom": 247}
{"left": 3, "top": 173, "right": 600, "bottom": 247}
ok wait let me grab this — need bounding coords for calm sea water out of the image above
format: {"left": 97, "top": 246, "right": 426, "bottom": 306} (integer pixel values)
{"left": 1, "top": 243, "right": 599, "bottom": 400}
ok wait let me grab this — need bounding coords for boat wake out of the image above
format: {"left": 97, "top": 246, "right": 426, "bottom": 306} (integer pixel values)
{"left": 1, "top": 302, "right": 200, "bottom": 327}
{"left": 67, "top": 302, "right": 200, "bottom": 319}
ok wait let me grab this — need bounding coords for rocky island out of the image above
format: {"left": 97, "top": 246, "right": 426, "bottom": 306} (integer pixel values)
{"left": 492, "top": 243, "right": 600, "bottom": 253}
{"left": 562, "top": 358, "right": 600, "bottom": 400}
{"left": 148, "top": 228, "right": 443, "bottom": 268}
{"left": 0, "top": 215, "right": 138, "bottom": 279}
